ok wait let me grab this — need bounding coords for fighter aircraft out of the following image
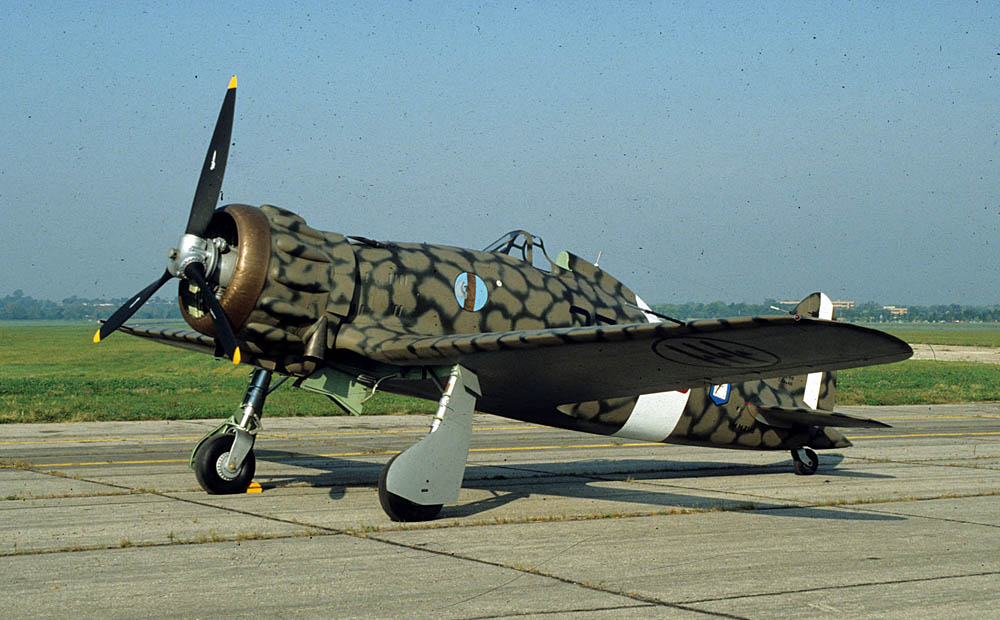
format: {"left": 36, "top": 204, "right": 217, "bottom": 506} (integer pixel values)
{"left": 94, "top": 77, "right": 912, "bottom": 521}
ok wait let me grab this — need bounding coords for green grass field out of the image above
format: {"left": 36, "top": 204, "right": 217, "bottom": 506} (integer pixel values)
{"left": 838, "top": 361, "right": 1000, "bottom": 405}
{"left": 0, "top": 323, "right": 435, "bottom": 423}
{"left": 865, "top": 323, "right": 1000, "bottom": 347}
{"left": 2, "top": 322, "right": 1000, "bottom": 423}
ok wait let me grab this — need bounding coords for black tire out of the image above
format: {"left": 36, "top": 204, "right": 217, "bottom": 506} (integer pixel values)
{"left": 193, "top": 433, "right": 256, "bottom": 494}
{"left": 377, "top": 454, "right": 443, "bottom": 522}
{"left": 792, "top": 448, "right": 819, "bottom": 476}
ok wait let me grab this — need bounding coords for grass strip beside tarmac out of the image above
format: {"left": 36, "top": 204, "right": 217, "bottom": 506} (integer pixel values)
{"left": 3, "top": 322, "right": 1000, "bottom": 422}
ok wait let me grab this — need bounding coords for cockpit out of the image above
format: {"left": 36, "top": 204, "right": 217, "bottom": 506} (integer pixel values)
{"left": 483, "top": 229, "right": 609, "bottom": 281}
{"left": 483, "top": 230, "right": 558, "bottom": 271}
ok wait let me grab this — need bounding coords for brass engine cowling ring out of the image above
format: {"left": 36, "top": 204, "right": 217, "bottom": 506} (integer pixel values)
{"left": 179, "top": 204, "right": 271, "bottom": 336}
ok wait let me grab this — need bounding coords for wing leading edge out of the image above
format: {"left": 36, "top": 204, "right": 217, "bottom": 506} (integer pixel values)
{"left": 116, "top": 325, "right": 219, "bottom": 356}
{"left": 117, "top": 316, "right": 912, "bottom": 412}
{"left": 338, "top": 316, "right": 912, "bottom": 407}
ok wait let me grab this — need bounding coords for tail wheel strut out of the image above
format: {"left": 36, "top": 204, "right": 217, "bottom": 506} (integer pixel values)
{"left": 791, "top": 448, "right": 819, "bottom": 475}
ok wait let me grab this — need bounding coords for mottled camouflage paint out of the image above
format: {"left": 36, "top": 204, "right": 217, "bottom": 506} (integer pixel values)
{"left": 661, "top": 294, "right": 847, "bottom": 451}
{"left": 662, "top": 379, "right": 850, "bottom": 451}
{"left": 180, "top": 204, "right": 356, "bottom": 375}
{"left": 337, "top": 238, "right": 645, "bottom": 353}
{"left": 171, "top": 205, "right": 884, "bottom": 453}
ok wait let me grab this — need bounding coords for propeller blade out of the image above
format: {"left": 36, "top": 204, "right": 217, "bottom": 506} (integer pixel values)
{"left": 184, "top": 76, "right": 237, "bottom": 236}
{"left": 93, "top": 270, "right": 172, "bottom": 343}
{"left": 183, "top": 262, "right": 242, "bottom": 365}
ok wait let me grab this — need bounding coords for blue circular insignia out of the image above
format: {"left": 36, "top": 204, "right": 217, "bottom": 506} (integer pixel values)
{"left": 454, "top": 272, "right": 488, "bottom": 312}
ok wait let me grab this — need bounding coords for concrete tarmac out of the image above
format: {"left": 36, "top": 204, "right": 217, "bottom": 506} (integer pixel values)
{"left": 1, "top": 403, "right": 999, "bottom": 619}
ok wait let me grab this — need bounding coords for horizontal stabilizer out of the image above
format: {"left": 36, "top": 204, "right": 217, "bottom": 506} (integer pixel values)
{"left": 754, "top": 406, "right": 891, "bottom": 429}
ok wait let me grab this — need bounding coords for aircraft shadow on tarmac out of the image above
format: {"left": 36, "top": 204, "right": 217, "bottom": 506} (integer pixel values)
{"left": 252, "top": 449, "right": 902, "bottom": 522}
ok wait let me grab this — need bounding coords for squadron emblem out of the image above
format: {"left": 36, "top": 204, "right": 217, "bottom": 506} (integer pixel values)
{"left": 454, "top": 272, "right": 488, "bottom": 312}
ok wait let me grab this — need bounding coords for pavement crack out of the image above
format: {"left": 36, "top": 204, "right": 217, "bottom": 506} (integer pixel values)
{"left": 16, "top": 464, "right": 352, "bottom": 538}
{"left": 455, "top": 603, "right": 657, "bottom": 619}
{"left": 434, "top": 534, "right": 603, "bottom": 613}
{"left": 677, "top": 570, "right": 1000, "bottom": 606}
{"left": 850, "top": 498, "right": 1000, "bottom": 528}
{"left": 355, "top": 531, "right": 752, "bottom": 620}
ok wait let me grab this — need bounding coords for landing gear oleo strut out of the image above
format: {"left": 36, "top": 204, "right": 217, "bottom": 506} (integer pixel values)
{"left": 192, "top": 368, "right": 281, "bottom": 494}
{"left": 378, "top": 365, "right": 480, "bottom": 522}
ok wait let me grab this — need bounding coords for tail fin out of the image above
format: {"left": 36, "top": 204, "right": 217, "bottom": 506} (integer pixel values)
{"left": 739, "top": 292, "right": 890, "bottom": 434}
{"left": 794, "top": 292, "right": 836, "bottom": 411}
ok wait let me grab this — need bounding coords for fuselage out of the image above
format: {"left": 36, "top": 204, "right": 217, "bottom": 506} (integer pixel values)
{"left": 180, "top": 204, "right": 850, "bottom": 454}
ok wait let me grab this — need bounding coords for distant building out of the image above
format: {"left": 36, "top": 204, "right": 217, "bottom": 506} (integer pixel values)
{"left": 779, "top": 300, "right": 854, "bottom": 310}
{"left": 883, "top": 305, "right": 908, "bottom": 317}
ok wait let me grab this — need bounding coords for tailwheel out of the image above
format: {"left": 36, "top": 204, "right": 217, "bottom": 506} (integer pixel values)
{"left": 791, "top": 448, "right": 819, "bottom": 476}
{"left": 378, "top": 454, "right": 443, "bottom": 522}
{"left": 194, "top": 433, "right": 256, "bottom": 494}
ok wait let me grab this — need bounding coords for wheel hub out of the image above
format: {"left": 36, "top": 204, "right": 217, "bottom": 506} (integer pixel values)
{"left": 215, "top": 451, "right": 241, "bottom": 481}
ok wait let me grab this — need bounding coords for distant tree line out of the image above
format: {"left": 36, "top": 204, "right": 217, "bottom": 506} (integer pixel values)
{"left": 836, "top": 302, "right": 1000, "bottom": 323}
{"left": 0, "top": 290, "right": 181, "bottom": 321}
{"left": 2, "top": 290, "right": 999, "bottom": 323}
{"left": 651, "top": 301, "right": 780, "bottom": 321}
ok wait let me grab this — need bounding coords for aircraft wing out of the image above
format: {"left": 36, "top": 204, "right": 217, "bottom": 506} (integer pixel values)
{"left": 339, "top": 316, "right": 912, "bottom": 406}
{"left": 117, "top": 324, "right": 219, "bottom": 357}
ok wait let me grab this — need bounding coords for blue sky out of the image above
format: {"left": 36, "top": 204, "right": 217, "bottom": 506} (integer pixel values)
{"left": 2, "top": 2, "right": 998, "bottom": 305}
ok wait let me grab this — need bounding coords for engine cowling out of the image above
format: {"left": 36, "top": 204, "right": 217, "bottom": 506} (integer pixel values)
{"left": 178, "top": 204, "right": 357, "bottom": 374}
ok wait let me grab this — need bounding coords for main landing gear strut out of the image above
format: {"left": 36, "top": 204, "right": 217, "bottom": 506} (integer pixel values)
{"left": 378, "top": 364, "right": 481, "bottom": 522}
{"left": 192, "top": 368, "right": 277, "bottom": 494}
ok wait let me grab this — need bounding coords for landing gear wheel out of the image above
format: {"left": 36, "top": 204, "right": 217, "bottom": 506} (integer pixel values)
{"left": 194, "top": 433, "right": 256, "bottom": 494}
{"left": 791, "top": 448, "right": 819, "bottom": 476}
{"left": 378, "top": 454, "right": 443, "bottom": 522}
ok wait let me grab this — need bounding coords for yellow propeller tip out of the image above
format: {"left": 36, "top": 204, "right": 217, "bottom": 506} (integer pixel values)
{"left": 228, "top": 75, "right": 237, "bottom": 90}
{"left": 92, "top": 330, "right": 102, "bottom": 344}
{"left": 232, "top": 347, "right": 241, "bottom": 365}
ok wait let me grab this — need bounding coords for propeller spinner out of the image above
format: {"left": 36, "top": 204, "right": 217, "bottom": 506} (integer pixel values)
{"left": 94, "top": 76, "right": 242, "bottom": 365}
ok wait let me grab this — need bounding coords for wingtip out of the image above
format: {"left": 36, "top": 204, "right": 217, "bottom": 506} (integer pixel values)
{"left": 232, "top": 346, "right": 241, "bottom": 365}
{"left": 92, "top": 329, "right": 102, "bottom": 344}
{"left": 228, "top": 75, "right": 237, "bottom": 90}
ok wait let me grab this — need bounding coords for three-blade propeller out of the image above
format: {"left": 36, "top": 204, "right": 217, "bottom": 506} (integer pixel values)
{"left": 94, "top": 76, "right": 242, "bottom": 365}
